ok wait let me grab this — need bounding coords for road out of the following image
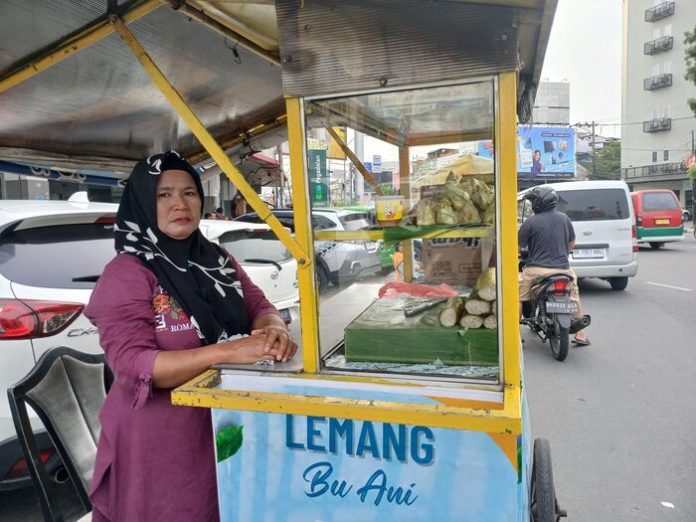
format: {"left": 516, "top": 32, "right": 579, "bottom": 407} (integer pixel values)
{"left": 523, "top": 232, "right": 696, "bottom": 521}
{"left": 2, "top": 234, "right": 694, "bottom": 521}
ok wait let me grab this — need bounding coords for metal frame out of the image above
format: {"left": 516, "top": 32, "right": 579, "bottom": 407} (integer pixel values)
{"left": 7, "top": 347, "right": 112, "bottom": 522}
{"left": 174, "top": 70, "right": 524, "bottom": 434}
{"left": 0, "top": 2, "right": 528, "bottom": 436}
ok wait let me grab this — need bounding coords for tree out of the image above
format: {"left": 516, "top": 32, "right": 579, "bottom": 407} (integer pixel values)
{"left": 589, "top": 141, "right": 621, "bottom": 180}
{"left": 686, "top": 24, "right": 696, "bottom": 116}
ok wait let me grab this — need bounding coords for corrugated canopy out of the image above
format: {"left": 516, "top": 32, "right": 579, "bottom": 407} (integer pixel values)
{"left": 0, "top": 0, "right": 556, "bottom": 175}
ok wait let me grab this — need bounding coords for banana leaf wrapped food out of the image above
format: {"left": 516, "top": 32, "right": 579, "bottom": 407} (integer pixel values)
{"left": 416, "top": 198, "right": 436, "bottom": 226}
{"left": 474, "top": 268, "right": 497, "bottom": 302}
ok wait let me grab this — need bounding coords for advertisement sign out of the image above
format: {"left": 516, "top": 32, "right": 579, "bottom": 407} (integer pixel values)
{"left": 477, "top": 126, "right": 576, "bottom": 179}
{"left": 308, "top": 149, "right": 329, "bottom": 204}
{"left": 210, "top": 377, "right": 528, "bottom": 522}
{"left": 372, "top": 154, "right": 382, "bottom": 174}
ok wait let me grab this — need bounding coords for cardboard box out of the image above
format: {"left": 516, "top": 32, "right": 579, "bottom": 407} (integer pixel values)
{"left": 422, "top": 236, "right": 484, "bottom": 285}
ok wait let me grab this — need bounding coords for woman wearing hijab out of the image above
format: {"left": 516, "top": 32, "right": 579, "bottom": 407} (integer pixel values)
{"left": 85, "top": 151, "right": 297, "bottom": 521}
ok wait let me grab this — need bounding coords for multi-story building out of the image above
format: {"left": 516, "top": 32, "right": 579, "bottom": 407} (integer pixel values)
{"left": 621, "top": 0, "right": 696, "bottom": 208}
{"left": 532, "top": 81, "right": 570, "bottom": 125}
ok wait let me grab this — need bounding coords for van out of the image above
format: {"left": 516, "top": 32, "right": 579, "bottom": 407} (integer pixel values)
{"left": 518, "top": 180, "right": 638, "bottom": 291}
{"left": 630, "top": 189, "right": 684, "bottom": 249}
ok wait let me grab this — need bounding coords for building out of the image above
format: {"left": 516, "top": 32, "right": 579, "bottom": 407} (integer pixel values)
{"left": 532, "top": 81, "right": 570, "bottom": 125}
{"left": 621, "top": 0, "right": 696, "bottom": 208}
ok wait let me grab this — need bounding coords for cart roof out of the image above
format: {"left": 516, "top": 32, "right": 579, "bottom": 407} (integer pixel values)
{"left": 0, "top": 0, "right": 557, "bottom": 175}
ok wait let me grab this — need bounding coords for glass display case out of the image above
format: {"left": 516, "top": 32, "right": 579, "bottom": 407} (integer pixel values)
{"left": 302, "top": 79, "right": 502, "bottom": 384}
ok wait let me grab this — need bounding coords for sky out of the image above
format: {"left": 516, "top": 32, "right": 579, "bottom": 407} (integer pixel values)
{"left": 540, "top": 0, "right": 623, "bottom": 137}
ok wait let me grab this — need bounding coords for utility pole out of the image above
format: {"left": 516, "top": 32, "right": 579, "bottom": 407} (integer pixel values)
{"left": 691, "top": 129, "right": 696, "bottom": 223}
{"left": 590, "top": 121, "right": 596, "bottom": 180}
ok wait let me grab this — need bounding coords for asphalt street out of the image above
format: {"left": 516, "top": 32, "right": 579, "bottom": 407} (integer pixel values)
{"left": 523, "top": 231, "right": 696, "bottom": 521}
{"left": 2, "top": 232, "right": 694, "bottom": 521}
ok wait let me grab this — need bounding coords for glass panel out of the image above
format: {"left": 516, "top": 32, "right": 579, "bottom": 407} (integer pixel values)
{"left": 556, "top": 189, "right": 630, "bottom": 221}
{"left": 218, "top": 229, "right": 292, "bottom": 263}
{"left": 303, "top": 80, "right": 499, "bottom": 384}
{"left": 642, "top": 192, "right": 678, "bottom": 210}
{"left": 0, "top": 224, "right": 115, "bottom": 288}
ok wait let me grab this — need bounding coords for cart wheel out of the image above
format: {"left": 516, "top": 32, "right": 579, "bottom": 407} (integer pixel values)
{"left": 531, "top": 438, "right": 559, "bottom": 522}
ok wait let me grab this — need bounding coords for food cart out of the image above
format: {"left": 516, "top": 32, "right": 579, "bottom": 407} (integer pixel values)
{"left": 166, "top": 2, "right": 562, "bottom": 521}
{"left": 0, "top": 0, "right": 561, "bottom": 520}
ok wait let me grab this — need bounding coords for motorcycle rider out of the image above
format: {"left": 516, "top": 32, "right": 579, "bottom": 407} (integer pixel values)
{"left": 518, "top": 185, "right": 590, "bottom": 345}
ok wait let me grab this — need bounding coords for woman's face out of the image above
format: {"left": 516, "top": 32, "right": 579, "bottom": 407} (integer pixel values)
{"left": 533, "top": 151, "right": 541, "bottom": 161}
{"left": 156, "top": 169, "right": 202, "bottom": 240}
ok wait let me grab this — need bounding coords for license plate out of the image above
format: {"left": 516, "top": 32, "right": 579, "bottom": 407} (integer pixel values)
{"left": 573, "top": 248, "right": 604, "bottom": 259}
{"left": 546, "top": 300, "right": 579, "bottom": 313}
{"left": 655, "top": 218, "right": 670, "bottom": 225}
{"left": 279, "top": 308, "right": 292, "bottom": 324}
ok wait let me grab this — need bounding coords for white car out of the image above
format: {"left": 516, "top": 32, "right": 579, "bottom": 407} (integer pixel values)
{"left": 198, "top": 219, "right": 299, "bottom": 323}
{"left": 518, "top": 180, "right": 638, "bottom": 290}
{"left": 0, "top": 201, "right": 297, "bottom": 491}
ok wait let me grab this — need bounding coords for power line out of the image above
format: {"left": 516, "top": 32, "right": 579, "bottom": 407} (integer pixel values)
{"left": 573, "top": 116, "right": 696, "bottom": 127}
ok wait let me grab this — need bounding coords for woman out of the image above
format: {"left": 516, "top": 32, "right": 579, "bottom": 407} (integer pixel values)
{"left": 531, "top": 149, "right": 544, "bottom": 174}
{"left": 85, "top": 151, "right": 297, "bottom": 521}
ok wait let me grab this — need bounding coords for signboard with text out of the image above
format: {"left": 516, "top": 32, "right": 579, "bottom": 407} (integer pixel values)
{"left": 478, "top": 125, "right": 576, "bottom": 179}
{"left": 308, "top": 149, "right": 329, "bottom": 204}
{"left": 211, "top": 378, "right": 528, "bottom": 522}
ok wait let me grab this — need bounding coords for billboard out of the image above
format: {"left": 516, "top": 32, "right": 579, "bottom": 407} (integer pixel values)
{"left": 477, "top": 126, "right": 576, "bottom": 179}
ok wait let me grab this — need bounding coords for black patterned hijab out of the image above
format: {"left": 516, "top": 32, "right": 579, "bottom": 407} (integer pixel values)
{"left": 115, "top": 151, "right": 249, "bottom": 344}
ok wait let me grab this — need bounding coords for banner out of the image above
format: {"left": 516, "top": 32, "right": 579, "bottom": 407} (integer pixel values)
{"left": 327, "top": 127, "right": 347, "bottom": 160}
{"left": 0, "top": 159, "right": 125, "bottom": 187}
{"left": 308, "top": 149, "right": 329, "bottom": 204}
{"left": 478, "top": 126, "right": 576, "bottom": 179}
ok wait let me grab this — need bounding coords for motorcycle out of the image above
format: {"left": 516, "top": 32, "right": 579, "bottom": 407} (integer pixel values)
{"left": 519, "top": 253, "right": 590, "bottom": 362}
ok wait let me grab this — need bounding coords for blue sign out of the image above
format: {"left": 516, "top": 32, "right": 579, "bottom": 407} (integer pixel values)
{"left": 209, "top": 377, "right": 530, "bottom": 522}
{"left": 477, "top": 126, "right": 576, "bottom": 179}
{"left": 0, "top": 159, "right": 125, "bottom": 187}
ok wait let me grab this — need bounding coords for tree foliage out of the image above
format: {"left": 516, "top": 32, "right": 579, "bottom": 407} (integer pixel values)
{"left": 590, "top": 141, "right": 621, "bottom": 180}
{"left": 686, "top": 24, "right": 696, "bottom": 116}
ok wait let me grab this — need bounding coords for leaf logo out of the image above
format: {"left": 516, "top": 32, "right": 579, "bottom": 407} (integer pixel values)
{"left": 216, "top": 424, "right": 243, "bottom": 462}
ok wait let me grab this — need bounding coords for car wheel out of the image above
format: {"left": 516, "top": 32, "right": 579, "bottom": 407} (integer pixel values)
{"left": 609, "top": 277, "right": 628, "bottom": 291}
{"left": 316, "top": 264, "right": 329, "bottom": 292}
{"left": 649, "top": 242, "right": 663, "bottom": 250}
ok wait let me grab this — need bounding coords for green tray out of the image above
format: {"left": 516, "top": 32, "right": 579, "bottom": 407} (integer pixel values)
{"left": 344, "top": 297, "right": 498, "bottom": 366}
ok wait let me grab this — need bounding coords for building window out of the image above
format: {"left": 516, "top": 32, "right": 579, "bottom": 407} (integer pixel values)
{"left": 652, "top": 151, "right": 658, "bottom": 162}
{"left": 663, "top": 150, "right": 669, "bottom": 161}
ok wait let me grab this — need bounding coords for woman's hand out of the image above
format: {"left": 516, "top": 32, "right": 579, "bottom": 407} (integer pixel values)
{"left": 250, "top": 325, "right": 298, "bottom": 362}
{"left": 218, "top": 334, "right": 278, "bottom": 365}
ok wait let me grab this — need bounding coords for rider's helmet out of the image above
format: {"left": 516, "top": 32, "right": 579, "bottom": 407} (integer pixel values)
{"left": 526, "top": 185, "right": 558, "bottom": 213}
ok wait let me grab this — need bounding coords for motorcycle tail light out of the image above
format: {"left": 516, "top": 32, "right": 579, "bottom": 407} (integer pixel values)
{"left": 553, "top": 279, "right": 568, "bottom": 294}
{"left": 0, "top": 299, "right": 84, "bottom": 339}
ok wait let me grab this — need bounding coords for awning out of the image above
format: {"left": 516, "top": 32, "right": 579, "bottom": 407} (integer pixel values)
{"left": 0, "top": 0, "right": 557, "bottom": 171}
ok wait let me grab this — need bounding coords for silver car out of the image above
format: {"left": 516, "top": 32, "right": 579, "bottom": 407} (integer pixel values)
{"left": 235, "top": 208, "right": 382, "bottom": 290}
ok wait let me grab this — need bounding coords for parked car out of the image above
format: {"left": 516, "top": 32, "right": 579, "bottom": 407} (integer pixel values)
{"left": 518, "top": 180, "right": 638, "bottom": 291}
{"left": 0, "top": 199, "right": 118, "bottom": 490}
{"left": 630, "top": 189, "right": 684, "bottom": 249}
{"left": 235, "top": 208, "right": 382, "bottom": 290}
{"left": 0, "top": 201, "right": 298, "bottom": 491}
{"left": 199, "top": 219, "right": 299, "bottom": 323}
